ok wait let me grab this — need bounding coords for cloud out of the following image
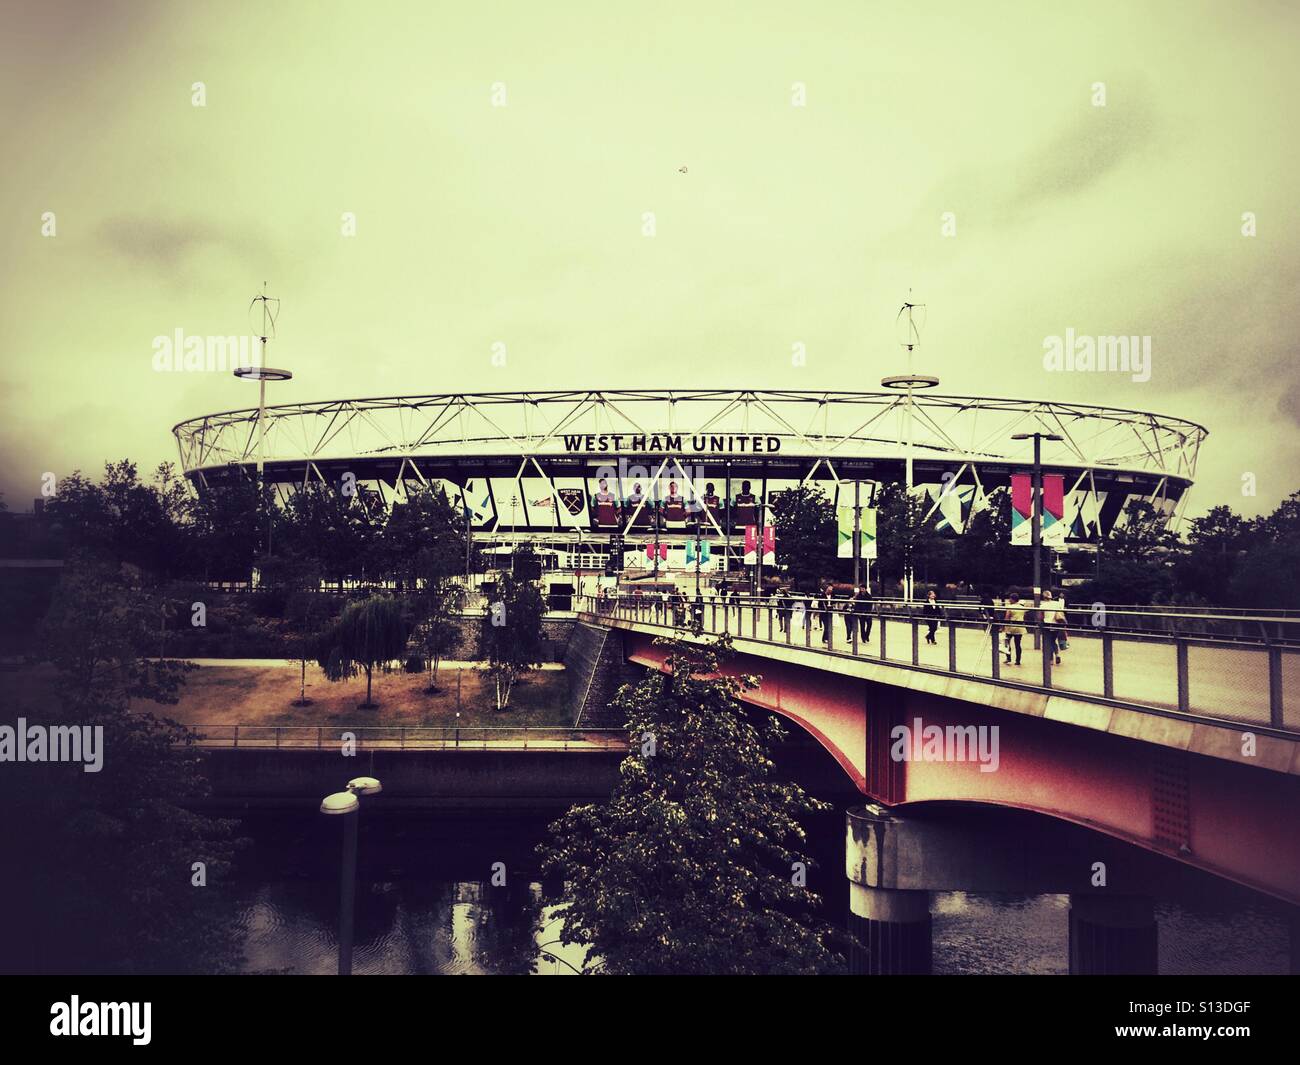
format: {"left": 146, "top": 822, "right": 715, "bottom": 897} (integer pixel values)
{"left": 999, "top": 89, "right": 1158, "bottom": 222}
{"left": 98, "top": 216, "right": 230, "bottom": 273}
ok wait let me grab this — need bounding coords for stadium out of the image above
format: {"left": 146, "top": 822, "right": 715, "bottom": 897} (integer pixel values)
{"left": 172, "top": 389, "right": 1207, "bottom": 585}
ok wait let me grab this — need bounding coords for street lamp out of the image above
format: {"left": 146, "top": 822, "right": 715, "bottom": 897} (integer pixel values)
{"left": 319, "top": 775, "right": 382, "bottom": 976}
{"left": 1011, "top": 432, "right": 1063, "bottom": 647}
{"left": 881, "top": 298, "right": 938, "bottom": 603}
{"left": 234, "top": 285, "right": 292, "bottom": 565}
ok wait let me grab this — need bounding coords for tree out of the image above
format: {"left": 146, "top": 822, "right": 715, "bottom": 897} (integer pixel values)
{"left": 1225, "top": 490, "right": 1300, "bottom": 608}
{"left": 1089, "top": 500, "right": 1179, "bottom": 604}
{"left": 478, "top": 570, "right": 545, "bottom": 710}
{"left": 188, "top": 478, "right": 265, "bottom": 583}
{"left": 378, "top": 484, "right": 464, "bottom": 589}
{"left": 874, "top": 482, "right": 942, "bottom": 595}
{"left": 279, "top": 482, "right": 377, "bottom": 591}
{"left": 768, "top": 483, "right": 837, "bottom": 592}
{"left": 316, "top": 595, "right": 410, "bottom": 708}
{"left": 269, "top": 554, "right": 329, "bottom": 704}
{"left": 1174, "top": 505, "right": 1252, "bottom": 603}
{"left": 41, "top": 461, "right": 197, "bottom": 578}
{"left": 382, "top": 485, "right": 470, "bottom": 690}
{"left": 414, "top": 576, "right": 465, "bottom": 692}
{"left": 538, "top": 634, "right": 846, "bottom": 974}
{"left": 953, "top": 488, "right": 1023, "bottom": 592}
{"left": 1, "top": 559, "right": 244, "bottom": 974}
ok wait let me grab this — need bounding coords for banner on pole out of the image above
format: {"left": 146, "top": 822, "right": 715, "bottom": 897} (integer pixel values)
{"left": 744, "top": 526, "right": 776, "bottom": 565}
{"left": 685, "top": 538, "right": 711, "bottom": 565}
{"left": 836, "top": 506, "right": 878, "bottom": 559}
{"left": 1010, "top": 473, "right": 1066, "bottom": 546}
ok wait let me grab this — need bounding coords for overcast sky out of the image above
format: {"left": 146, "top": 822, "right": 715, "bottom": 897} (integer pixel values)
{"left": 2, "top": 0, "right": 1297, "bottom": 519}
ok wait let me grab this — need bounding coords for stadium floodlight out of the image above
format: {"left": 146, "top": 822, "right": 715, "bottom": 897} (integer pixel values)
{"left": 881, "top": 300, "right": 940, "bottom": 601}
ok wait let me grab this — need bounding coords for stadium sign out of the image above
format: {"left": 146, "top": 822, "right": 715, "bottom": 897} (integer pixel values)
{"left": 562, "top": 434, "right": 782, "bottom": 454}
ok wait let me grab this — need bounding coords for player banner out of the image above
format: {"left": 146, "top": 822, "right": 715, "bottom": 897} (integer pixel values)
{"left": 836, "top": 506, "right": 878, "bottom": 559}
{"left": 1010, "top": 473, "right": 1066, "bottom": 547}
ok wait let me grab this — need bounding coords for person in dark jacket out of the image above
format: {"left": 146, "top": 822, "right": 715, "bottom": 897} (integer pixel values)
{"left": 922, "top": 590, "right": 942, "bottom": 645}
{"left": 776, "top": 588, "right": 792, "bottom": 633}
{"left": 853, "top": 585, "right": 875, "bottom": 642}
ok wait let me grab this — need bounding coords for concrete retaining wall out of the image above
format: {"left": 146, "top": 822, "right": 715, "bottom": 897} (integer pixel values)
{"left": 198, "top": 746, "right": 622, "bottom": 808}
{"left": 563, "top": 623, "right": 646, "bottom": 727}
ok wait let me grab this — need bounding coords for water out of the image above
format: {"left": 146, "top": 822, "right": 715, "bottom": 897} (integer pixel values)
{"left": 931, "top": 892, "right": 1289, "bottom": 975}
{"left": 225, "top": 809, "right": 1290, "bottom": 975}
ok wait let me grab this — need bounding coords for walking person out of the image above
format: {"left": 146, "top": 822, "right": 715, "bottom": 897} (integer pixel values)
{"left": 820, "top": 590, "right": 835, "bottom": 647}
{"left": 777, "top": 587, "right": 792, "bottom": 634}
{"left": 1041, "top": 589, "right": 1066, "bottom": 666}
{"left": 1002, "top": 594, "right": 1026, "bottom": 666}
{"left": 842, "top": 587, "right": 857, "bottom": 643}
{"left": 922, "top": 590, "right": 942, "bottom": 645}
{"left": 792, "top": 593, "right": 808, "bottom": 640}
{"left": 853, "top": 585, "right": 874, "bottom": 643}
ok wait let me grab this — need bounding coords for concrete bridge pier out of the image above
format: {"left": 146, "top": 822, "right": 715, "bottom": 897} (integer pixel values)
{"left": 844, "top": 804, "right": 1198, "bottom": 975}
{"left": 1068, "top": 894, "right": 1158, "bottom": 975}
{"left": 847, "top": 883, "right": 933, "bottom": 975}
{"left": 846, "top": 805, "right": 932, "bottom": 974}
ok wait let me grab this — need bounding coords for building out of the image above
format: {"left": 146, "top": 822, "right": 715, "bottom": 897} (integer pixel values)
{"left": 173, "top": 389, "right": 1206, "bottom": 592}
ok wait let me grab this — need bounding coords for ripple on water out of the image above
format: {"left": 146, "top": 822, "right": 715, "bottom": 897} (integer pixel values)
{"left": 229, "top": 883, "right": 1285, "bottom": 975}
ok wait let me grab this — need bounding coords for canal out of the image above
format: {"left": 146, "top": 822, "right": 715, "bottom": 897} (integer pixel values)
{"left": 225, "top": 806, "right": 1290, "bottom": 975}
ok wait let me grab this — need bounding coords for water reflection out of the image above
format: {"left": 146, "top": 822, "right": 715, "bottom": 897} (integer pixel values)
{"left": 224, "top": 811, "right": 1287, "bottom": 975}
{"left": 234, "top": 879, "right": 585, "bottom": 975}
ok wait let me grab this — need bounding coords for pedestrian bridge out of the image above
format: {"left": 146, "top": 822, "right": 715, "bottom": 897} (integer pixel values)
{"left": 577, "top": 595, "right": 1300, "bottom": 907}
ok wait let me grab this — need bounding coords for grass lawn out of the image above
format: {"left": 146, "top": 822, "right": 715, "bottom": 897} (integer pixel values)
{"left": 6, "top": 661, "right": 574, "bottom": 729}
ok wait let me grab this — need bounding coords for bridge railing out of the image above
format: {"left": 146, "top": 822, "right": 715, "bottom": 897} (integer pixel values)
{"left": 191, "top": 725, "right": 627, "bottom": 750}
{"left": 578, "top": 595, "right": 1299, "bottom": 735}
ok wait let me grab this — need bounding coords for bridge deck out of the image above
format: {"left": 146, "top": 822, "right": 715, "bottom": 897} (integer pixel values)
{"left": 585, "top": 601, "right": 1300, "bottom": 737}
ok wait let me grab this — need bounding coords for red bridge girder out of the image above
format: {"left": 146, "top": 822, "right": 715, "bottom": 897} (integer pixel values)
{"left": 624, "top": 632, "right": 1300, "bottom": 906}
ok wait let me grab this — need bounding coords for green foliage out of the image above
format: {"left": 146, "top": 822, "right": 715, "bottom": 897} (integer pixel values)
{"left": 538, "top": 635, "right": 846, "bottom": 975}
{"left": 953, "top": 488, "right": 1024, "bottom": 592}
{"left": 39, "top": 558, "right": 191, "bottom": 712}
{"left": 414, "top": 580, "right": 466, "bottom": 690}
{"left": 874, "top": 482, "right": 943, "bottom": 592}
{"left": 277, "top": 561, "right": 332, "bottom": 703}
{"left": 279, "top": 481, "right": 378, "bottom": 589}
{"left": 316, "top": 594, "right": 411, "bottom": 708}
{"left": 2, "top": 559, "right": 244, "bottom": 974}
{"left": 477, "top": 570, "right": 546, "bottom": 709}
{"left": 768, "top": 483, "right": 837, "bottom": 592}
{"left": 379, "top": 484, "right": 467, "bottom": 589}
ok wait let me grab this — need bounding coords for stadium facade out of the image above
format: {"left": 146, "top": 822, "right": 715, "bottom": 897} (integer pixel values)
{"left": 173, "top": 389, "right": 1206, "bottom": 584}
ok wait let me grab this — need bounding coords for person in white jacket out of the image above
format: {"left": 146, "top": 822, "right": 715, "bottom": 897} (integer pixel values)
{"left": 1041, "top": 589, "right": 1067, "bottom": 666}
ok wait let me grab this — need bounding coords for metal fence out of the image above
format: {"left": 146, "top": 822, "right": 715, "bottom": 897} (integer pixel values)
{"left": 193, "top": 725, "right": 626, "bottom": 750}
{"left": 580, "top": 594, "right": 1299, "bottom": 735}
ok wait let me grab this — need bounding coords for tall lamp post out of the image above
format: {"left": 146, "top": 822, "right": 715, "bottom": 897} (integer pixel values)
{"left": 233, "top": 286, "right": 291, "bottom": 565}
{"left": 1011, "top": 432, "right": 1063, "bottom": 648}
{"left": 319, "top": 775, "right": 382, "bottom": 976}
{"left": 881, "top": 299, "right": 937, "bottom": 603}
